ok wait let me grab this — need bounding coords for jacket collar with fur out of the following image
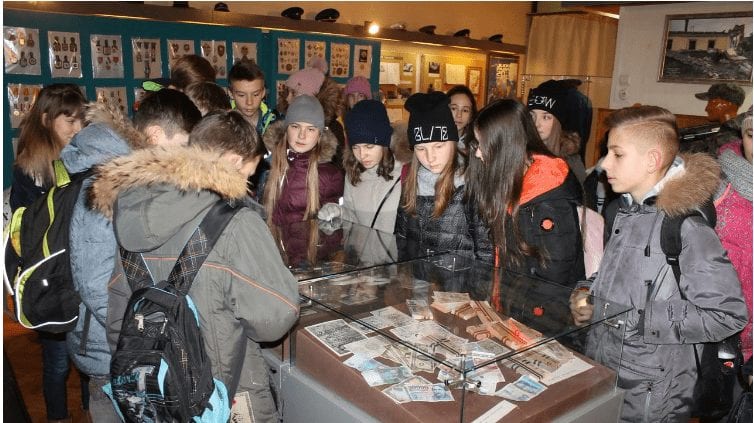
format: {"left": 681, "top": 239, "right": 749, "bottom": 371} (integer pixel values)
{"left": 89, "top": 145, "right": 248, "bottom": 219}
{"left": 629, "top": 152, "right": 721, "bottom": 217}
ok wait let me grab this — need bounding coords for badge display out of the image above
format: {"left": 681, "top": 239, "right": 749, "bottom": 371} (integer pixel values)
{"left": 167, "top": 39, "right": 195, "bottom": 71}
{"left": 131, "top": 37, "right": 162, "bottom": 80}
{"left": 305, "top": 40, "right": 326, "bottom": 67}
{"left": 353, "top": 44, "right": 372, "bottom": 79}
{"left": 277, "top": 38, "right": 300, "bottom": 75}
{"left": 199, "top": 40, "right": 226, "bottom": 79}
{"left": 91, "top": 34, "right": 124, "bottom": 78}
{"left": 95, "top": 86, "right": 127, "bottom": 114}
{"left": 330, "top": 43, "right": 350, "bottom": 78}
{"left": 47, "top": 31, "right": 82, "bottom": 78}
{"left": 7, "top": 83, "right": 42, "bottom": 128}
{"left": 4, "top": 27, "right": 42, "bottom": 75}
{"left": 232, "top": 42, "right": 257, "bottom": 64}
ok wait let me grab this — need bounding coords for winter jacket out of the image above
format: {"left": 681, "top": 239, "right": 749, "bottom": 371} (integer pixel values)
{"left": 342, "top": 161, "right": 403, "bottom": 234}
{"left": 9, "top": 165, "right": 47, "bottom": 212}
{"left": 507, "top": 154, "right": 585, "bottom": 288}
{"left": 262, "top": 120, "right": 344, "bottom": 226}
{"left": 715, "top": 142, "right": 753, "bottom": 360}
{"left": 270, "top": 220, "right": 343, "bottom": 270}
{"left": 395, "top": 167, "right": 491, "bottom": 261}
{"left": 90, "top": 146, "right": 300, "bottom": 422}
{"left": 61, "top": 103, "right": 148, "bottom": 378}
{"left": 583, "top": 153, "right": 748, "bottom": 422}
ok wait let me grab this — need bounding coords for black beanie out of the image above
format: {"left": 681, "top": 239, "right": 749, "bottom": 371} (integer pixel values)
{"left": 405, "top": 91, "right": 458, "bottom": 148}
{"left": 345, "top": 99, "right": 393, "bottom": 147}
{"left": 527, "top": 80, "right": 581, "bottom": 133}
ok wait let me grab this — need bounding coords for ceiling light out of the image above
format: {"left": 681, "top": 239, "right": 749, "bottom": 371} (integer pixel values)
{"left": 365, "top": 21, "right": 380, "bottom": 35}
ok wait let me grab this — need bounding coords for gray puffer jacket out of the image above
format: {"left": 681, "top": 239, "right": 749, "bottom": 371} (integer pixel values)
{"left": 61, "top": 102, "right": 148, "bottom": 377}
{"left": 583, "top": 153, "right": 748, "bottom": 422}
{"left": 91, "top": 146, "right": 300, "bottom": 422}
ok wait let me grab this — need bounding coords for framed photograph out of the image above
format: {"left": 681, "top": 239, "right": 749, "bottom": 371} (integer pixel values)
{"left": 428, "top": 61, "right": 440, "bottom": 76}
{"left": 659, "top": 12, "right": 752, "bottom": 83}
{"left": 467, "top": 67, "right": 481, "bottom": 94}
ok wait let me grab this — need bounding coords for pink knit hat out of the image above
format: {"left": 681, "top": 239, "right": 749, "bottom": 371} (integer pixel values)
{"left": 344, "top": 76, "right": 372, "bottom": 99}
{"left": 285, "top": 58, "right": 327, "bottom": 96}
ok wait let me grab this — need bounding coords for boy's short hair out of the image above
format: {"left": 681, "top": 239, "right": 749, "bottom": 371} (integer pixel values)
{"left": 229, "top": 59, "right": 265, "bottom": 85}
{"left": 170, "top": 55, "right": 216, "bottom": 91}
{"left": 185, "top": 82, "right": 231, "bottom": 115}
{"left": 133, "top": 88, "right": 202, "bottom": 138}
{"left": 189, "top": 110, "right": 265, "bottom": 160}
{"left": 606, "top": 105, "right": 679, "bottom": 165}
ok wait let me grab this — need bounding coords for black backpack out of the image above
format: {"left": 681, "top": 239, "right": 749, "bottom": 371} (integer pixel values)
{"left": 605, "top": 198, "right": 744, "bottom": 421}
{"left": 109, "top": 201, "right": 239, "bottom": 422}
{"left": 4, "top": 160, "right": 92, "bottom": 333}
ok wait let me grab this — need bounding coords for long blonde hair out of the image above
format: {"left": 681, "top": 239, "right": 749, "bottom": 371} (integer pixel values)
{"left": 263, "top": 127, "right": 325, "bottom": 224}
{"left": 400, "top": 142, "right": 460, "bottom": 219}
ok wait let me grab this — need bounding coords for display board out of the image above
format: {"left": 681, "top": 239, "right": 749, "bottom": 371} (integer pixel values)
{"left": 2, "top": 9, "right": 380, "bottom": 188}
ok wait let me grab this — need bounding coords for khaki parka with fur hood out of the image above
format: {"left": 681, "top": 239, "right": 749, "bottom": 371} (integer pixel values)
{"left": 90, "top": 146, "right": 300, "bottom": 422}
{"left": 61, "top": 102, "right": 150, "bottom": 379}
{"left": 583, "top": 153, "right": 748, "bottom": 422}
{"left": 262, "top": 119, "right": 344, "bottom": 225}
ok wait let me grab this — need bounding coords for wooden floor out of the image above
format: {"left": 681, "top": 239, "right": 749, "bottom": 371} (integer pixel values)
{"left": 4, "top": 311, "right": 88, "bottom": 423}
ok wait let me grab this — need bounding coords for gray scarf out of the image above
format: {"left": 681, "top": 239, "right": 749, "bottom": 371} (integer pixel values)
{"left": 719, "top": 149, "right": 752, "bottom": 201}
{"left": 417, "top": 166, "right": 464, "bottom": 196}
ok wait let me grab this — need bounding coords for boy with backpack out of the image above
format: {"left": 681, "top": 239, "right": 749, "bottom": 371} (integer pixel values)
{"left": 569, "top": 105, "right": 748, "bottom": 422}
{"left": 92, "top": 110, "right": 299, "bottom": 422}
{"left": 60, "top": 89, "right": 201, "bottom": 422}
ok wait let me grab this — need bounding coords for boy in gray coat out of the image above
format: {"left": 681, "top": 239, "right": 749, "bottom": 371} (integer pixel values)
{"left": 570, "top": 106, "right": 748, "bottom": 422}
{"left": 93, "top": 111, "right": 299, "bottom": 422}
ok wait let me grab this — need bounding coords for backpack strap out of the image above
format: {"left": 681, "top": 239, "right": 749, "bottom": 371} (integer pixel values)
{"left": 167, "top": 201, "right": 239, "bottom": 294}
{"left": 370, "top": 178, "right": 401, "bottom": 229}
{"left": 52, "top": 160, "right": 70, "bottom": 187}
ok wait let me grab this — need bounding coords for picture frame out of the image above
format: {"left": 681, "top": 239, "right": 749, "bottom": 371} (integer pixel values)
{"left": 467, "top": 67, "right": 481, "bottom": 95}
{"left": 658, "top": 12, "right": 752, "bottom": 84}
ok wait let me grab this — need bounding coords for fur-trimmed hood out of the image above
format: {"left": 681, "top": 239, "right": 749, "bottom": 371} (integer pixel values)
{"left": 262, "top": 120, "right": 339, "bottom": 163}
{"left": 655, "top": 152, "right": 721, "bottom": 217}
{"left": 60, "top": 102, "right": 150, "bottom": 174}
{"left": 89, "top": 145, "right": 248, "bottom": 219}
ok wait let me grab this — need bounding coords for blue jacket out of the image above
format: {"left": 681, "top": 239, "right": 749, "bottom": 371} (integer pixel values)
{"left": 60, "top": 104, "right": 142, "bottom": 377}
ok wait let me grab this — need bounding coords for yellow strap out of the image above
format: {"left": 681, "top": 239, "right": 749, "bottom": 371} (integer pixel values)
{"left": 8, "top": 207, "right": 25, "bottom": 256}
{"left": 53, "top": 160, "right": 70, "bottom": 187}
{"left": 42, "top": 186, "right": 57, "bottom": 257}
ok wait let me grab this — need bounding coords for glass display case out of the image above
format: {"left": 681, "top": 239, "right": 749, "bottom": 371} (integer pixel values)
{"left": 288, "top": 252, "right": 630, "bottom": 422}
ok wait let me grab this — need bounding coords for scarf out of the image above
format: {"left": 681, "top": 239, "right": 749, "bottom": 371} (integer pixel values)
{"left": 720, "top": 149, "right": 753, "bottom": 201}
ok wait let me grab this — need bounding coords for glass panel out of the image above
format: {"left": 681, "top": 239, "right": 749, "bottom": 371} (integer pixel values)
{"left": 294, "top": 252, "right": 629, "bottom": 421}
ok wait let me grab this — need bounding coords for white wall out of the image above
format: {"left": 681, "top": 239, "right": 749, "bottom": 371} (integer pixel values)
{"left": 611, "top": 2, "right": 752, "bottom": 115}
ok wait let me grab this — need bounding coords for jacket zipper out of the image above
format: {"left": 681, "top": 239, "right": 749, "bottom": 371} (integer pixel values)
{"left": 643, "top": 382, "right": 653, "bottom": 423}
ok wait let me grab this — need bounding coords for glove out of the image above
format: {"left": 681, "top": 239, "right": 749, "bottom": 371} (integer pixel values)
{"left": 317, "top": 202, "right": 342, "bottom": 221}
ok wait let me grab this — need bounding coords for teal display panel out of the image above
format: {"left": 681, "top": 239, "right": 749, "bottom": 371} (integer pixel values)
{"left": 3, "top": 9, "right": 381, "bottom": 189}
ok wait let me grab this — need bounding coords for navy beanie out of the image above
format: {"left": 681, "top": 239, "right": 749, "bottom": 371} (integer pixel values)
{"left": 345, "top": 99, "right": 393, "bottom": 147}
{"left": 405, "top": 91, "right": 458, "bottom": 148}
{"left": 527, "top": 80, "right": 581, "bottom": 133}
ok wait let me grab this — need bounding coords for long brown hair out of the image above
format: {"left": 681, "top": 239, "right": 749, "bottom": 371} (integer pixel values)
{"left": 400, "top": 142, "right": 460, "bottom": 219}
{"left": 541, "top": 117, "right": 581, "bottom": 157}
{"left": 343, "top": 145, "right": 395, "bottom": 185}
{"left": 263, "top": 126, "right": 326, "bottom": 225}
{"left": 466, "top": 99, "right": 553, "bottom": 267}
{"left": 15, "top": 83, "right": 86, "bottom": 187}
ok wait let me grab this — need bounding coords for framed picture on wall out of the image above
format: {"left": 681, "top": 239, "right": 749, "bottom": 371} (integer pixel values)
{"left": 658, "top": 12, "right": 752, "bottom": 83}
{"left": 467, "top": 67, "right": 481, "bottom": 94}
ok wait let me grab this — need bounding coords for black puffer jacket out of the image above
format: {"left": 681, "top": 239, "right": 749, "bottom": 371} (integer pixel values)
{"left": 395, "top": 181, "right": 492, "bottom": 261}
{"left": 507, "top": 157, "right": 585, "bottom": 288}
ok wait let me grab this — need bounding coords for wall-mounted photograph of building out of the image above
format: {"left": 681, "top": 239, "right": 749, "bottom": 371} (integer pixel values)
{"left": 659, "top": 12, "right": 752, "bottom": 83}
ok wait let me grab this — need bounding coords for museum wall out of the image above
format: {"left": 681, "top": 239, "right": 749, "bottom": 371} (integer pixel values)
{"left": 610, "top": 1, "right": 752, "bottom": 115}
{"left": 150, "top": 1, "right": 533, "bottom": 46}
